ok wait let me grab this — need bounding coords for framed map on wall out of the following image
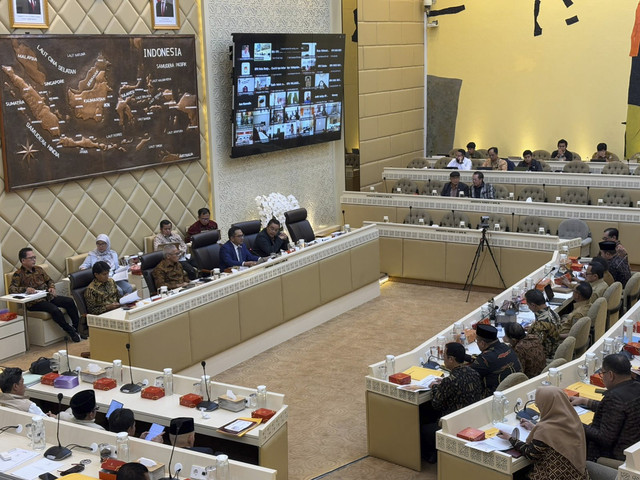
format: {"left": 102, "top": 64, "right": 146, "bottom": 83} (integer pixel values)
{"left": 0, "top": 35, "right": 200, "bottom": 190}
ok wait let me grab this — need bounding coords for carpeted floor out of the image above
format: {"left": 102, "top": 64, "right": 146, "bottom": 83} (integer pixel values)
{"left": 5, "top": 281, "right": 490, "bottom": 480}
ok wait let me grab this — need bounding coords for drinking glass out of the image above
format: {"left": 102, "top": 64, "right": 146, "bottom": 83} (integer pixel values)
{"left": 577, "top": 363, "right": 589, "bottom": 383}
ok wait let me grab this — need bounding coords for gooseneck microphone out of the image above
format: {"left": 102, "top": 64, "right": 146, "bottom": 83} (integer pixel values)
{"left": 159, "top": 419, "right": 184, "bottom": 480}
{"left": 383, "top": 176, "right": 387, "bottom": 194}
{"left": 197, "top": 361, "right": 218, "bottom": 412}
{"left": 44, "top": 393, "right": 72, "bottom": 460}
{"left": 60, "top": 337, "right": 76, "bottom": 376}
{"left": 342, "top": 210, "right": 346, "bottom": 227}
{"left": 409, "top": 205, "right": 413, "bottom": 224}
{"left": 120, "top": 343, "right": 142, "bottom": 394}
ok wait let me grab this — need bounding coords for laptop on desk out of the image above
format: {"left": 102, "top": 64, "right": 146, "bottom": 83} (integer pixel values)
{"left": 544, "top": 283, "right": 568, "bottom": 306}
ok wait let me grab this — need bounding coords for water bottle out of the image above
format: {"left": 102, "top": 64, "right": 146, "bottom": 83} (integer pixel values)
{"left": 26, "top": 416, "right": 46, "bottom": 450}
{"left": 256, "top": 385, "right": 267, "bottom": 409}
{"left": 491, "top": 392, "right": 508, "bottom": 424}
{"left": 215, "top": 455, "right": 229, "bottom": 480}
{"left": 385, "top": 355, "right": 395, "bottom": 377}
{"left": 113, "top": 359, "right": 122, "bottom": 385}
{"left": 624, "top": 319, "right": 634, "bottom": 343}
{"left": 585, "top": 352, "right": 598, "bottom": 377}
{"left": 459, "top": 332, "right": 467, "bottom": 347}
{"left": 547, "top": 367, "right": 562, "bottom": 387}
{"left": 436, "top": 336, "right": 446, "bottom": 359}
{"left": 116, "top": 432, "right": 130, "bottom": 461}
{"left": 163, "top": 368, "right": 173, "bottom": 396}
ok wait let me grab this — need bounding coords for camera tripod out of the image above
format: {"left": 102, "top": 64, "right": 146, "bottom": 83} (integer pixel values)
{"left": 463, "top": 227, "right": 506, "bottom": 301}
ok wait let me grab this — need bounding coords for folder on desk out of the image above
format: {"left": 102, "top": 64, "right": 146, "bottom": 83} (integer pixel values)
{"left": 402, "top": 366, "right": 443, "bottom": 381}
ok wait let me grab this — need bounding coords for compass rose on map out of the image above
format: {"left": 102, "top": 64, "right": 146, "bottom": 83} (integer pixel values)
{"left": 16, "top": 139, "right": 39, "bottom": 162}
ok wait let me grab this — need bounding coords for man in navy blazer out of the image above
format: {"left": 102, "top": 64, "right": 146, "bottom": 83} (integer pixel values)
{"left": 220, "top": 226, "right": 259, "bottom": 270}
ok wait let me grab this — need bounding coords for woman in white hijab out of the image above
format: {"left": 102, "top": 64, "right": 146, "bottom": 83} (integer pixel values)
{"left": 80, "top": 234, "right": 133, "bottom": 294}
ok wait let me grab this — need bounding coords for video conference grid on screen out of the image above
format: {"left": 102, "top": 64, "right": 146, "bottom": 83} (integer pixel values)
{"left": 231, "top": 33, "right": 345, "bottom": 158}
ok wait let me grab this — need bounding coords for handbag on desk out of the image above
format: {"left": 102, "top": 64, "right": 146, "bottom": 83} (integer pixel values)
{"left": 29, "top": 357, "right": 53, "bottom": 375}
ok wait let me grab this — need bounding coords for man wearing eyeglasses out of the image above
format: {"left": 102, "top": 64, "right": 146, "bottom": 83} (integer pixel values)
{"left": 220, "top": 226, "right": 259, "bottom": 271}
{"left": 9, "top": 247, "right": 83, "bottom": 342}
{"left": 570, "top": 354, "right": 640, "bottom": 461}
{"left": 152, "top": 245, "right": 190, "bottom": 292}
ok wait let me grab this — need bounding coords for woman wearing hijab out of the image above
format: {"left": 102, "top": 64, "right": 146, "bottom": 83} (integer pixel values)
{"left": 498, "top": 386, "right": 589, "bottom": 479}
{"left": 79, "top": 234, "right": 133, "bottom": 294}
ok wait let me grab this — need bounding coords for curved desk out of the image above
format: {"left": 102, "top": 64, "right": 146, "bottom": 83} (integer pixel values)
{"left": 87, "top": 225, "right": 381, "bottom": 373}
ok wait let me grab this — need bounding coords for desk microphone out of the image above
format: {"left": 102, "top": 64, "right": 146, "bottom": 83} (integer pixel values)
{"left": 0, "top": 424, "right": 22, "bottom": 434}
{"left": 586, "top": 186, "right": 591, "bottom": 205}
{"left": 542, "top": 183, "right": 546, "bottom": 202}
{"left": 44, "top": 393, "right": 72, "bottom": 460}
{"left": 409, "top": 205, "right": 413, "bottom": 224}
{"left": 120, "top": 343, "right": 141, "bottom": 394}
{"left": 197, "top": 361, "right": 218, "bottom": 411}
{"left": 60, "top": 337, "right": 76, "bottom": 376}
{"left": 383, "top": 176, "right": 387, "bottom": 194}
{"left": 159, "top": 419, "right": 185, "bottom": 480}
{"left": 342, "top": 210, "right": 346, "bottom": 227}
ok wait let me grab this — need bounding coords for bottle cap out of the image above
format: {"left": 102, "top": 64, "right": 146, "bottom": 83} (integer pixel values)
{"left": 216, "top": 454, "right": 228, "bottom": 462}
{"left": 116, "top": 432, "right": 128, "bottom": 439}
{"left": 113, "top": 359, "right": 122, "bottom": 366}
{"left": 164, "top": 368, "right": 172, "bottom": 374}
{"left": 257, "top": 385, "right": 266, "bottom": 392}
{"left": 386, "top": 355, "right": 394, "bottom": 361}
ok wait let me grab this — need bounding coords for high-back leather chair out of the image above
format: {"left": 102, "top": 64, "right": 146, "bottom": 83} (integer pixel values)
{"left": 562, "top": 160, "right": 590, "bottom": 173}
{"left": 140, "top": 251, "right": 165, "bottom": 296}
{"left": 404, "top": 209, "right": 431, "bottom": 225}
{"left": 542, "top": 358, "right": 566, "bottom": 373}
{"left": 407, "top": 157, "right": 429, "bottom": 169}
{"left": 553, "top": 336, "right": 575, "bottom": 362}
{"left": 602, "top": 189, "right": 631, "bottom": 207}
{"left": 284, "top": 208, "right": 315, "bottom": 243}
{"left": 633, "top": 165, "right": 640, "bottom": 176}
{"left": 496, "top": 372, "right": 528, "bottom": 390}
{"left": 69, "top": 269, "right": 96, "bottom": 319}
{"left": 557, "top": 219, "right": 592, "bottom": 256}
{"left": 230, "top": 220, "right": 262, "bottom": 251}
{"left": 602, "top": 161, "right": 630, "bottom": 175}
{"left": 517, "top": 186, "right": 546, "bottom": 202}
{"left": 476, "top": 149, "right": 488, "bottom": 157}
{"left": 603, "top": 281, "right": 623, "bottom": 329}
{"left": 433, "top": 157, "right": 451, "bottom": 170}
{"left": 493, "top": 184, "right": 510, "bottom": 200}
{"left": 622, "top": 272, "right": 640, "bottom": 314}
{"left": 421, "top": 180, "right": 443, "bottom": 195}
{"left": 191, "top": 230, "right": 221, "bottom": 275}
{"left": 568, "top": 317, "right": 591, "bottom": 357}
{"left": 392, "top": 178, "right": 419, "bottom": 195}
{"left": 587, "top": 298, "right": 607, "bottom": 345}
{"left": 532, "top": 149, "right": 551, "bottom": 160}
{"left": 439, "top": 211, "right": 471, "bottom": 228}
{"left": 538, "top": 160, "right": 552, "bottom": 172}
{"left": 517, "top": 216, "right": 549, "bottom": 234}
{"left": 560, "top": 187, "right": 589, "bottom": 205}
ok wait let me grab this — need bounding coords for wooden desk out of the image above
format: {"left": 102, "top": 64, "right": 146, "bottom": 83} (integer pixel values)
{"left": 0, "top": 407, "right": 276, "bottom": 480}
{"left": 341, "top": 191, "right": 640, "bottom": 263}
{"left": 87, "top": 226, "right": 381, "bottom": 373}
{"left": 26, "top": 356, "right": 288, "bottom": 478}
{"left": 0, "top": 291, "right": 47, "bottom": 352}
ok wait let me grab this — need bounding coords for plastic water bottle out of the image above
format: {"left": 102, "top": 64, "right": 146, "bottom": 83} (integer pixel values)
{"left": 116, "top": 432, "right": 130, "bottom": 461}
{"left": 385, "top": 355, "right": 395, "bottom": 377}
{"left": 163, "top": 368, "right": 173, "bottom": 396}
{"left": 459, "top": 332, "right": 467, "bottom": 347}
{"left": 113, "top": 359, "right": 122, "bottom": 385}
{"left": 256, "top": 385, "right": 267, "bottom": 409}
{"left": 215, "top": 455, "right": 229, "bottom": 480}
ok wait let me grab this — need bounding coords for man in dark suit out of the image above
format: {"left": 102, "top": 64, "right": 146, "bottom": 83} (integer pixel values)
{"left": 220, "top": 226, "right": 259, "bottom": 271}
{"left": 16, "top": 0, "right": 41, "bottom": 15}
{"left": 440, "top": 171, "right": 470, "bottom": 198}
{"left": 156, "top": 0, "right": 173, "bottom": 17}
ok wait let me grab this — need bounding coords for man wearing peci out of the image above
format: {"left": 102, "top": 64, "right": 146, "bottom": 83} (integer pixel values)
{"left": 156, "top": 0, "right": 173, "bottom": 17}
{"left": 220, "top": 226, "right": 259, "bottom": 271}
{"left": 252, "top": 218, "right": 289, "bottom": 257}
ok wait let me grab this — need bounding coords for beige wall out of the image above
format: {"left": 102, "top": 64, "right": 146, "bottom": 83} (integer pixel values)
{"left": 357, "top": 0, "right": 425, "bottom": 189}
{"left": 0, "top": 0, "right": 210, "bottom": 281}
{"left": 427, "top": 2, "right": 635, "bottom": 159}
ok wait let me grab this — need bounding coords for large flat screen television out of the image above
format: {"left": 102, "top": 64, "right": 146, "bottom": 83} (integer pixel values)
{"left": 231, "top": 33, "right": 345, "bottom": 158}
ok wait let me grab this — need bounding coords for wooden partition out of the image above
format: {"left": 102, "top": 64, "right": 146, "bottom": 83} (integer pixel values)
{"left": 341, "top": 191, "right": 640, "bottom": 263}
{"left": 397, "top": 159, "right": 640, "bottom": 174}
{"left": 88, "top": 226, "right": 381, "bottom": 372}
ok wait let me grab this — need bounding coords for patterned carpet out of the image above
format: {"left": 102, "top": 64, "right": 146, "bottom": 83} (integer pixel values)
{"left": 6, "top": 281, "right": 490, "bottom": 480}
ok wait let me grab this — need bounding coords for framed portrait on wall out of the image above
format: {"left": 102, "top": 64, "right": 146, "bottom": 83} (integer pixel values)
{"left": 151, "top": 0, "right": 180, "bottom": 30}
{"left": 9, "top": 0, "right": 49, "bottom": 28}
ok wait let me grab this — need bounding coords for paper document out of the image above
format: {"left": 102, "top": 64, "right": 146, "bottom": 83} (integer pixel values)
{"left": 0, "top": 449, "right": 40, "bottom": 472}
{"left": 466, "top": 342, "right": 481, "bottom": 355}
{"left": 466, "top": 436, "right": 512, "bottom": 452}
{"left": 120, "top": 292, "right": 141, "bottom": 305}
{"left": 12, "top": 458, "right": 59, "bottom": 480}
{"left": 402, "top": 366, "right": 443, "bottom": 381}
{"left": 494, "top": 422, "right": 530, "bottom": 441}
{"left": 112, "top": 266, "right": 129, "bottom": 282}
{"left": 573, "top": 405, "right": 589, "bottom": 416}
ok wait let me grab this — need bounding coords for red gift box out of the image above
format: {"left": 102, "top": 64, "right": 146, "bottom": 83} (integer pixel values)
{"left": 99, "top": 458, "right": 125, "bottom": 480}
{"left": 93, "top": 378, "right": 117, "bottom": 391}
{"left": 141, "top": 386, "right": 165, "bottom": 400}
{"left": 179, "top": 393, "right": 203, "bottom": 408}
{"left": 624, "top": 342, "right": 640, "bottom": 356}
{"left": 590, "top": 373, "right": 605, "bottom": 388}
{"left": 252, "top": 408, "right": 276, "bottom": 423}
{"left": 563, "top": 389, "right": 579, "bottom": 398}
{"left": 41, "top": 372, "right": 60, "bottom": 386}
{"left": 457, "top": 427, "right": 485, "bottom": 441}
{"left": 388, "top": 373, "right": 411, "bottom": 385}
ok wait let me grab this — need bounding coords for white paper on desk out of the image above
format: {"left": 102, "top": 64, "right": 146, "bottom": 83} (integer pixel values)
{"left": 0, "top": 449, "right": 39, "bottom": 472}
{"left": 120, "top": 292, "right": 141, "bottom": 305}
{"left": 494, "top": 422, "right": 530, "bottom": 442}
{"left": 10, "top": 457, "right": 58, "bottom": 479}
{"left": 573, "top": 405, "right": 589, "bottom": 416}
{"left": 517, "top": 311, "right": 536, "bottom": 325}
{"left": 553, "top": 292, "right": 573, "bottom": 300}
{"left": 466, "top": 342, "right": 481, "bottom": 355}
{"left": 466, "top": 436, "right": 512, "bottom": 452}
{"left": 112, "top": 266, "right": 129, "bottom": 282}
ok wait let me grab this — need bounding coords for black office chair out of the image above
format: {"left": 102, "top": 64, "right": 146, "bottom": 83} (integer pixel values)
{"left": 191, "top": 230, "right": 222, "bottom": 275}
{"left": 284, "top": 208, "right": 315, "bottom": 243}
{"left": 231, "top": 220, "right": 262, "bottom": 252}
{"left": 140, "top": 251, "right": 165, "bottom": 295}
{"left": 69, "top": 269, "right": 95, "bottom": 335}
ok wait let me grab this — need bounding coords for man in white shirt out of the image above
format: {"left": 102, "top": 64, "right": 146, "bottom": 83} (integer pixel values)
{"left": 59, "top": 389, "right": 105, "bottom": 430}
{"left": 0, "top": 367, "right": 48, "bottom": 417}
{"left": 447, "top": 149, "right": 472, "bottom": 170}
{"left": 153, "top": 219, "right": 197, "bottom": 279}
